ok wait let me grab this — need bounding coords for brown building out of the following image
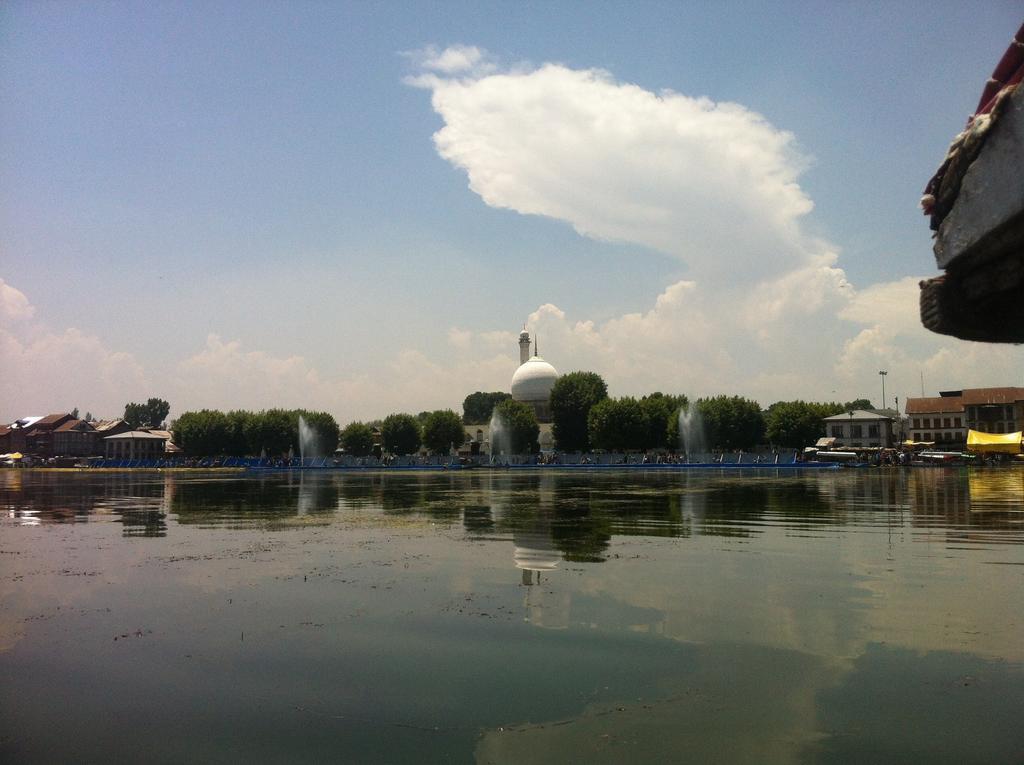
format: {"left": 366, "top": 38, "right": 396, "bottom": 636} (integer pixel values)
{"left": 24, "top": 413, "right": 75, "bottom": 457}
{"left": 961, "top": 387, "right": 1024, "bottom": 433}
{"left": 905, "top": 387, "right": 1024, "bottom": 446}
{"left": 906, "top": 394, "right": 966, "bottom": 446}
{"left": 0, "top": 416, "right": 42, "bottom": 454}
{"left": 0, "top": 425, "right": 14, "bottom": 454}
{"left": 53, "top": 419, "right": 99, "bottom": 457}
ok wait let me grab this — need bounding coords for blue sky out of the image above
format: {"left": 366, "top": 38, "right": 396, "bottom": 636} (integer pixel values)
{"left": 2, "top": 1, "right": 1021, "bottom": 423}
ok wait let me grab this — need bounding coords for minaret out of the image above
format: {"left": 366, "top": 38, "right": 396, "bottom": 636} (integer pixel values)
{"left": 519, "top": 327, "right": 531, "bottom": 365}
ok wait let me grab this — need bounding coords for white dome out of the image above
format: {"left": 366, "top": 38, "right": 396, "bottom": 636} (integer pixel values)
{"left": 511, "top": 356, "right": 558, "bottom": 402}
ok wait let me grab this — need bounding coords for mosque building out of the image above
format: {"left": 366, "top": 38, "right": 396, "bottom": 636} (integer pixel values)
{"left": 461, "top": 327, "right": 559, "bottom": 454}
{"left": 510, "top": 329, "right": 558, "bottom": 423}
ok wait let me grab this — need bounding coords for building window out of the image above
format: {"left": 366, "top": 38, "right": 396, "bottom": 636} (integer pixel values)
{"left": 913, "top": 418, "right": 921, "bottom": 429}
{"left": 851, "top": 425, "right": 862, "bottom": 437}
{"left": 954, "top": 417, "right": 961, "bottom": 428}
{"left": 924, "top": 433, "right": 932, "bottom": 441}
{"left": 868, "top": 424, "right": 879, "bottom": 438}
{"left": 943, "top": 418, "right": 950, "bottom": 428}
{"left": 831, "top": 425, "right": 843, "bottom": 438}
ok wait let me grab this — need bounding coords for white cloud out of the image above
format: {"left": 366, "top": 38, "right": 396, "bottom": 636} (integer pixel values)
{"left": 169, "top": 334, "right": 516, "bottom": 424}
{"left": 839, "top": 276, "right": 920, "bottom": 330}
{"left": 414, "top": 44, "right": 489, "bottom": 74}
{"left": 0, "top": 278, "right": 35, "bottom": 322}
{"left": 0, "top": 325, "right": 147, "bottom": 419}
{"left": 403, "top": 47, "right": 1020, "bottom": 406}
{"left": 174, "top": 334, "right": 352, "bottom": 414}
{"left": 409, "top": 52, "right": 816, "bottom": 284}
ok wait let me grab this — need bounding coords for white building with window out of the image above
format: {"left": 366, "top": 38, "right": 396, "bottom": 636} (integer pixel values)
{"left": 104, "top": 431, "right": 169, "bottom": 460}
{"left": 822, "top": 409, "right": 897, "bottom": 448}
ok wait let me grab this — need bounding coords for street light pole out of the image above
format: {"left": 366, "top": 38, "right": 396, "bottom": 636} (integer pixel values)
{"left": 879, "top": 370, "right": 888, "bottom": 410}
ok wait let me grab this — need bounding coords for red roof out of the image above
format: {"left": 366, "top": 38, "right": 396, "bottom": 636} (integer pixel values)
{"left": 906, "top": 387, "right": 1024, "bottom": 414}
{"left": 34, "top": 413, "right": 74, "bottom": 428}
{"left": 960, "top": 387, "right": 1024, "bottom": 406}
{"left": 906, "top": 396, "right": 964, "bottom": 414}
{"left": 55, "top": 419, "right": 94, "bottom": 432}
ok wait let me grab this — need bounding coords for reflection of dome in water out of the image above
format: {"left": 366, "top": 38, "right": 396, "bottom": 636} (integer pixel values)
{"left": 511, "top": 357, "right": 558, "bottom": 403}
{"left": 513, "top": 529, "right": 560, "bottom": 571}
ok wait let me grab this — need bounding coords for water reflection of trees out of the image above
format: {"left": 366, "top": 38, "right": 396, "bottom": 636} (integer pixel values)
{"left": 170, "top": 474, "right": 340, "bottom": 527}
{"left": 0, "top": 472, "right": 169, "bottom": 536}
{"left": 7, "top": 467, "right": 1020, "bottom": 549}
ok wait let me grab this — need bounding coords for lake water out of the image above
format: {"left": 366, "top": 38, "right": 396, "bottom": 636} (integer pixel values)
{"left": 1, "top": 468, "right": 1022, "bottom": 764}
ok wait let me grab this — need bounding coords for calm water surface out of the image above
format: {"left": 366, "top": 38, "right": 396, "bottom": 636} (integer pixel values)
{"left": 1, "top": 468, "right": 1022, "bottom": 764}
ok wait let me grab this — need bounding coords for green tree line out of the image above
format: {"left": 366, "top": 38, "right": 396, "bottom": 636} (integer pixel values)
{"left": 338, "top": 409, "right": 473, "bottom": 457}
{"left": 172, "top": 409, "right": 340, "bottom": 457}
{"left": 172, "top": 382, "right": 874, "bottom": 458}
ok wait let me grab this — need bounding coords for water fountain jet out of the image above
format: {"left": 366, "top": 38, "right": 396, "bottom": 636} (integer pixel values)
{"left": 298, "top": 415, "right": 319, "bottom": 466}
{"left": 678, "top": 406, "right": 707, "bottom": 463}
{"left": 489, "top": 408, "right": 509, "bottom": 464}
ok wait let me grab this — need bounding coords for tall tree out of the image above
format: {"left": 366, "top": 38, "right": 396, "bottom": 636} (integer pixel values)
{"left": 698, "top": 395, "right": 766, "bottom": 450}
{"left": 173, "top": 410, "right": 230, "bottom": 456}
{"left": 492, "top": 399, "right": 540, "bottom": 455}
{"left": 244, "top": 409, "right": 295, "bottom": 456}
{"left": 381, "top": 413, "right": 422, "bottom": 455}
{"left": 462, "top": 392, "right": 512, "bottom": 424}
{"left": 550, "top": 371, "right": 608, "bottom": 452}
{"left": 640, "top": 393, "right": 688, "bottom": 450}
{"left": 765, "top": 400, "right": 839, "bottom": 447}
{"left": 123, "top": 398, "right": 170, "bottom": 428}
{"left": 588, "top": 397, "right": 650, "bottom": 452}
{"left": 339, "top": 421, "right": 375, "bottom": 457}
{"left": 843, "top": 398, "right": 873, "bottom": 411}
{"left": 422, "top": 409, "right": 466, "bottom": 455}
{"left": 222, "top": 410, "right": 252, "bottom": 455}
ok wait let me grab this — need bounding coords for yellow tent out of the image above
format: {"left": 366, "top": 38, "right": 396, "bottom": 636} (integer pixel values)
{"left": 966, "top": 430, "right": 1022, "bottom": 454}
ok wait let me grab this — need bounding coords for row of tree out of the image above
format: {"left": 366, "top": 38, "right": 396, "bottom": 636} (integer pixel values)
{"left": 462, "top": 373, "right": 874, "bottom": 453}
{"left": 339, "top": 409, "right": 467, "bottom": 456}
{"left": 168, "top": 382, "right": 873, "bottom": 458}
{"left": 172, "top": 409, "right": 340, "bottom": 457}
{"left": 340, "top": 400, "right": 545, "bottom": 456}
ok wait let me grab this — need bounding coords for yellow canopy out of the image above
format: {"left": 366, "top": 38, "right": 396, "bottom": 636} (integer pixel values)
{"left": 966, "top": 430, "right": 1022, "bottom": 454}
